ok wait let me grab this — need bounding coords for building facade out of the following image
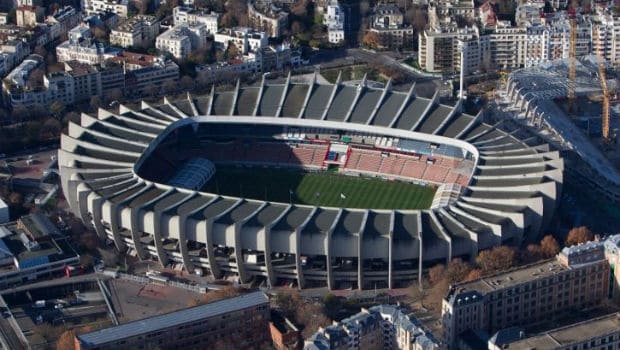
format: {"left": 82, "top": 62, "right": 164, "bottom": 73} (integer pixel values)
{"left": 368, "top": 3, "right": 414, "bottom": 50}
{"left": 83, "top": 0, "right": 129, "bottom": 17}
{"left": 173, "top": 6, "right": 219, "bottom": 34}
{"left": 56, "top": 25, "right": 118, "bottom": 65}
{"left": 324, "top": 0, "right": 345, "bottom": 44}
{"left": 442, "top": 244, "right": 611, "bottom": 349}
{"left": 156, "top": 24, "right": 207, "bottom": 59}
{"left": 16, "top": 6, "right": 44, "bottom": 27}
{"left": 110, "top": 15, "right": 159, "bottom": 49}
{"left": 248, "top": 0, "right": 288, "bottom": 38}
{"left": 305, "top": 305, "right": 439, "bottom": 350}
{"left": 214, "top": 27, "right": 268, "bottom": 55}
{"left": 488, "top": 313, "right": 620, "bottom": 350}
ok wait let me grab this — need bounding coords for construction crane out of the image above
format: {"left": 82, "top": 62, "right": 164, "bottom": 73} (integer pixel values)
{"left": 567, "top": 15, "right": 577, "bottom": 113}
{"left": 593, "top": 25, "right": 611, "bottom": 143}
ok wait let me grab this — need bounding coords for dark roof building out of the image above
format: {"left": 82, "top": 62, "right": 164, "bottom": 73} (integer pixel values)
{"left": 76, "top": 291, "right": 270, "bottom": 350}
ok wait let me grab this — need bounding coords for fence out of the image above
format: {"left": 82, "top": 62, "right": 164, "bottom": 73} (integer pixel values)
{"left": 115, "top": 272, "right": 207, "bottom": 294}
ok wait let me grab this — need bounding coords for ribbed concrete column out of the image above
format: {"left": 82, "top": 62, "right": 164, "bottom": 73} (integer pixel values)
{"left": 232, "top": 224, "right": 248, "bottom": 283}
{"left": 325, "top": 209, "right": 342, "bottom": 290}
{"left": 366, "top": 78, "right": 391, "bottom": 125}
{"left": 387, "top": 212, "right": 395, "bottom": 289}
{"left": 357, "top": 210, "right": 369, "bottom": 290}
{"left": 412, "top": 90, "right": 440, "bottom": 131}
{"left": 91, "top": 197, "right": 108, "bottom": 241}
{"left": 343, "top": 74, "right": 366, "bottom": 123}
{"left": 416, "top": 213, "right": 423, "bottom": 288}
{"left": 294, "top": 227, "right": 305, "bottom": 289}
{"left": 389, "top": 83, "right": 415, "bottom": 128}
{"left": 152, "top": 209, "right": 170, "bottom": 267}
{"left": 178, "top": 196, "right": 218, "bottom": 272}
{"left": 230, "top": 79, "right": 240, "bottom": 116}
{"left": 187, "top": 93, "right": 199, "bottom": 116}
{"left": 206, "top": 85, "right": 215, "bottom": 116}
{"left": 320, "top": 72, "right": 342, "bottom": 121}
{"left": 263, "top": 227, "right": 275, "bottom": 287}
{"left": 297, "top": 73, "right": 316, "bottom": 118}
{"left": 325, "top": 230, "right": 333, "bottom": 290}
{"left": 274, "top": 71, "right": 291, "bottom": 117}
{"left": 204, "top": 219, "right": 222, "bottom": 278}
{"left": 253, "top": 75, "right": 266, "bottom": 116}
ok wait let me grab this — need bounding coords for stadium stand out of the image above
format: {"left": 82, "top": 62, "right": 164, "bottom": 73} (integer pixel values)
{"left": 59, "top": 77, "right": 563, "bottom": 290}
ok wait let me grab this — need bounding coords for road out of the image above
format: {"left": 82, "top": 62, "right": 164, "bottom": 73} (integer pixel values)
{"left": 309, "top": 48, "right": 441, "bottom": 97}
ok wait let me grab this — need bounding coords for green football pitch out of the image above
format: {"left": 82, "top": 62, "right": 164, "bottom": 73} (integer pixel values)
{"left": 201, "top": 166, "right": 436, "bottom": 209}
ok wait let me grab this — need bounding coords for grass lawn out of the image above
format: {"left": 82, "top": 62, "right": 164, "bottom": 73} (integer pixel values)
{"left": 202, "top": 166, "right": 436, "bottom": 209}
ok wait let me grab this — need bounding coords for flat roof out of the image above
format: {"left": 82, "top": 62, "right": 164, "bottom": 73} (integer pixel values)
{"left": 452, "top": 259, "right": 568, "bottom": 294}
{"left": 505, "top": 314, "right": 620, "bottom": 350}
{"left": 78, "top": 291, "right": 269, "bottom": 347}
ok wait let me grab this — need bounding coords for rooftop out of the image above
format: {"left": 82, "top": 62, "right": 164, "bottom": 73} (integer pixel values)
{"left": 503, "top": 314, "right": 620, "bottom": 349}
{"left": 77, "top": 291, "right": 269, "bottom": 346}
{"left": 448, "top": 259, "right": 569, "bottom": 296}
{"left": 113, "top": 15, "right": 158, "bottom": 32}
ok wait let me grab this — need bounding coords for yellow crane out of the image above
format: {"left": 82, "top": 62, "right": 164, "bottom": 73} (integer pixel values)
{"left": 593, "top": 26, "right": 611, "bottom": 142}
{"left": 567, "top": 17, "right": 577, "bottom": 113}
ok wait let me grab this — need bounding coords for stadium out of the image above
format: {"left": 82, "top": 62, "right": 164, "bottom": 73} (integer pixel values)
{"left": 58, "top": 74, "right": 563, "bottom": 289}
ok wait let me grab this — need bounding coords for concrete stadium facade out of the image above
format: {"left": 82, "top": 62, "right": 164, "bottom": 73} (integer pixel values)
{"left": 59, "top": 74, "right": 563, "bottom": 290}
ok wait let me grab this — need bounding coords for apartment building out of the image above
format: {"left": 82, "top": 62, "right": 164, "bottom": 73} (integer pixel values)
{"left": 83, "top": 0, "right": 129, "bottom": 17}
{"left": 156, "top": 24, "right": 206, "bottom": 59}
{"left": 418, "top": 26, "right": 487, "bottom": 74}
{"left": 16, "top": 6, "right": 44, "bottom": 27}
{"left": 488, "top": 313, "right": 620, "bottom": 350}
{"left": 304, "top": 305, "right": 439, "bottom": 350}
{"left": 420, "top": 9, "right": 598, "bottom": 74}
{"left": 488, "top": 23, "right": 527, "bottom": 69}
{"left": 75, "top": 292, "right": 270, "bottom": 350}
{"left": 120, "top": 54, "right": 179, "bottom": 96}
{"left": 324, "top": 0, "right": 345, "bottom": 44}
{"left": 248, "top": 0, "right": 288, "bottom": 38}
{"left": 214, "top": 27, "right": 268, "bottom": 55}
{"left": 110, "top": 15, "right": 159, "bottom": 49}
{"left": 45, "top": 6, "right": 82, "bottom": 41}
{"left": 173, "top": 6, "right": 219, "bottom": 34}
{"left": 367, "top": 3, "right": 414, "bottom": 50}
{"left": 442, "top": 243, "right": 611, "bottom": 349}
{"left": 56, "top": 25, "right": 118, "bottom": 65}
{"left": 592, "top": 12, "right": 620, "bottom": 66}
{"left": 0, "top": 39, "right": 30, "bottom": 77}
{"left": 64, "top": 60, "right": 102, "bottom": 101}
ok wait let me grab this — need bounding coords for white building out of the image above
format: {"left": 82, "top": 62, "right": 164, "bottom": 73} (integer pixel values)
{"left": 3, "top": 55, "right": 77, "bottom": 108}
{"left": 214, "top": 27, "right": 268, "bottom": 55}
{"left": 173, "top": 6, "right": 219, "bottom": 34}
{"left": 45, "top": 6, "right": 82, "bottom": 41}
{"left": 418, "top": 26, "right": 486, "bottom": 74}
{"left": 0, "top": 40, "right": 30, "bottom": 77}
{"left": 110, "top": 15, "right": 160, "bottom": 48}
{"left": 156, "top": 24, "right": 207, "bottom": 59}
{"left": 247, "top": 0, "right": 288, "bottom": 38}
{"left": 324, "top": 0, "right": 345, "bottom": 44}
{"left": 56, "top": 25, "right": 118, "bottom": 65}
{"left": 82, "top": 0, "right": 129, "bottom": 17}
{"left": 304, "top": 305, "right": 439, "bottom": 350}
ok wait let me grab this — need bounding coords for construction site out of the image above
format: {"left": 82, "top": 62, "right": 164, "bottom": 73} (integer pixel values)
{"left": 491, "top": 18, "right": 620, "bottom": 233}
